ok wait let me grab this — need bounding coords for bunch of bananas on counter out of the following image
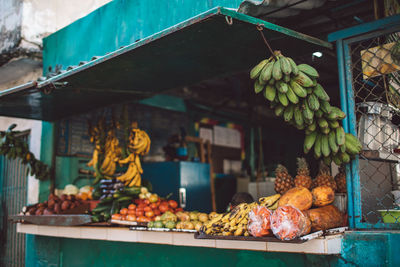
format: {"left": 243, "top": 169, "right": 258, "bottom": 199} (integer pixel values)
{"left": 201, "top": 194, "right": 280, "bottom": 236}
{"left": 0, "top": 124, "right": 50, "bottom": 180}
{"left": 250, "top": 50, "right": 362, "bottom": 165}
{"left": 115, "top": 128, "right": 151, "bottom": 187}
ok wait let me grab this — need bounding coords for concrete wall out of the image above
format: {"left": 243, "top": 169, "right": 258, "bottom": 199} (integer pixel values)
{"left": 0, "top": 0, "right": 112, "bottom": 90}
{"left": 0, "top": 0, "right": 22, "bottom": 55}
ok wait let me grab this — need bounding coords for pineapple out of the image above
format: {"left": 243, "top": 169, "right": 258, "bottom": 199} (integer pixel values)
{"left": 294, "top": 157, "right": 312, "bottom": 189}
{"left": 335, "top": 166, "right": 347, "bottom": 193}
{"left": 274, "top": 164, "right": 294, "bottom": 194}
{"left": 314, "top": 161, "right": 337, "bottom": 192}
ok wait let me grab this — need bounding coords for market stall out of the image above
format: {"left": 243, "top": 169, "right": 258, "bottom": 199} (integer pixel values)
{"left": 1, "top": 1, "right": 400, "bottom": 266}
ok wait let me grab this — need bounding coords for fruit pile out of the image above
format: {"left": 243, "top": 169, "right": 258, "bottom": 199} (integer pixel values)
{"left": 23, "top": 193, "right": 88, "bottom": 215}
{"left": 201, "top": 194, "right": 280, "bottom": 236}
{"left": 0, "top": 124, "right": 50, "bottom": 180}
{"left": 250, "top": 51, "right": 362, "bottom": 166}
{"left": 275, "top": 158, "right": 346, "bottom": 194}
{"left": 110, "top": 189, "right": 181, "bottom": 223}
{"left": 91, "top": 185, "right": 142, "bottom": 223}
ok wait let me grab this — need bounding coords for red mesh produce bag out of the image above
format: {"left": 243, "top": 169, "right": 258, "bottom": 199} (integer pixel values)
{"left": 271, "top": 205, "right": 311, "bottom": 241}
{"left": 247, "top": 206, "right": 273, "bottom": 237}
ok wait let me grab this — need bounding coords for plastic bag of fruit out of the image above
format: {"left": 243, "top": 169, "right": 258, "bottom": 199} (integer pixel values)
{"left": 247, "top": 206, "right": 273, "bottom": 237}
{"left": 271, "top": 205, "right": 311, "bottom": 241}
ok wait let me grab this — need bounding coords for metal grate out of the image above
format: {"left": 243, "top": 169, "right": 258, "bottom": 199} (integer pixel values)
{"left": 0, "top": 134, "right": 29, "bottom": 267}
{"left": 348, "top": 28, "right": 400, "bottom": 227}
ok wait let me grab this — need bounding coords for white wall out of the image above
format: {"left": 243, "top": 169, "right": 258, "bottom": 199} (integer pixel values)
{"left": 0, "top": 117, "right": 42, "bottom": 204}
{"left": 21, "top": 0, "right": 112, "bottom": 50}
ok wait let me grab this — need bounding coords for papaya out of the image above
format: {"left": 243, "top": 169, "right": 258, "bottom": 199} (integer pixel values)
{"left": 278, "top": 187, "right": 313, "bottom": 211}
{"left": 312, "top": 186, "right": 334, "bottom": 207}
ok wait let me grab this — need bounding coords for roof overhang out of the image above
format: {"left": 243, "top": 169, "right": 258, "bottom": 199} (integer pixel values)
{"left": 0, "top": 7, "right": 332, "bottom": 121}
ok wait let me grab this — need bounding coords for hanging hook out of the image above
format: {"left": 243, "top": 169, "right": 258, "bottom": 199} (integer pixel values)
{"left": 225, "top": 16, "right": 233, "bottom": 25}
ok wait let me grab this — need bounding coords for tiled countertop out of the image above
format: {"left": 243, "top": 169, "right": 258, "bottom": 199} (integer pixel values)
{"left": 17, "top": 223, "right": 342, "bottom": 255}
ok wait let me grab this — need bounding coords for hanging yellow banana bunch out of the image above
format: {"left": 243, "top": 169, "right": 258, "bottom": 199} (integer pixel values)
{"left": 115, "top": 128, "right": 150, "bottom": 187}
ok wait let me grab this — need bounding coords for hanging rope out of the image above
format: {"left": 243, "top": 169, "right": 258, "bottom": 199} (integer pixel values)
{"left": 256, "top": 25, "right": 276, "bottom": 59}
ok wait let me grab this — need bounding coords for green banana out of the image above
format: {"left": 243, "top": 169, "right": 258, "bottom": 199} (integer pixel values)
{"left": 280, "top": 56, "right": 292, "bottom": 75}
{"left": 320, "top": 100, "right": 332, "bottom": 114}
{"left": 321, "top": 127, "right": 330, "bottom": 135}
{"left": 290, "top": 80, "right": 307, "bottom": 98}
{"left": 304, "top": 131, "right": 318, "bottom": 153}
{"left": 335, "top": 127, "right": 345, "bottom": 146}
{"left": 284, "top": 74, "right": 291, "bottom": 83}
{"left": 311, "top": 78, "right": 318, "bottom": 87}
{"left": 332, "top": 154, "right": 342, "bottom": 166}
{"left": 250, "top": 59, "right": 269, "bottom": 79}
{"left": 315, "top": 109, "right": 323, "bottom": 118}
{"left": 321, "top": 134, "right": 330, "bottom": 157}
{"left": 346, "top": 133, "right": 362, "bottom": 149}
{"left": 293, "top": 71, "right": 314, "bottom": 87}
{"left": 286, "top": 85, "right": 299, "bottom": 104}
{"left": 294, "top": 106, "right": 304, "bottom": 127}
{"left": 314, "top": 134, "right": 322, "bottom": 159}
{"left": 254, "top": 80, "right": 264, "bottom": 94}
{"left": 259, "top": 61, "right": 275, "bottom": 82}
{"left": 328, "top": 120, "right": 340, "bottom": 128}
{"left": 345, "top": 138, "right": 360, "bottom": 155}
{"left": 268, "top": 78, "right": 275, "bottom": 85}
{"left": 283, "top": 105, "right": 294, "bottom": 122}
{"left": 286, "top": 57, "right": 299, "bottom": 76}
{"left": 272, "top": 59, "right": 283, "bottom": 81}
{"left": 276, "top": 81, "right": 288, "bottom": 93}
{"left": 298, "top": 64, "right": 319, "bottom": 78}
{"left": 307, "top": 94, "right": 320, "bottom": 111}
{"left": 307, "top": 121, "right": 317, "bottom": 132}
{"left": 275, "top": 105, "right": 285, "bottom": 117}
{"left": 264, "top": 84, "right": 276, "bottom": 101}
{"left": 339, "top": 152, "right": 351, "bottom": 163}
{"left": 313, "top": 84, "right": 330, "bottom": 101}
{"left": 326, "top": 109, "right": 340, "bottom": 120}
{"left": 278, "top": 92, "right": 289, "bottom": 107}
{"left": 331, "top": 106, "right": 346, "bottom": 119}
{"left": 303, "top": 101, "right": 314, "bottom": 121}
{"left": 318, "top": 118, "right": 329, "bottom": 129}
{"left": 328, "top": 130, "right": 339, "bottom": 153}
{"left": 323, "top": 156, "right": 332, "bottom": 166}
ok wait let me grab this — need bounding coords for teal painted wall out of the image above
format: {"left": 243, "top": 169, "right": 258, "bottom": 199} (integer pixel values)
{"left": 26, "top": 236, "right": 337, "bottom": 267}
{"left": 24, "top": 232, "right": 400, "bottom": 266}
{"left": 43, "top": 0, "right": 243, "bottom": 74}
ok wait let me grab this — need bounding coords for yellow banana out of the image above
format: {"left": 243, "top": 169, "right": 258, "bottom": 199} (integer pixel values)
{"left": 135, "top": 154, "right": 143, "bottom": 174}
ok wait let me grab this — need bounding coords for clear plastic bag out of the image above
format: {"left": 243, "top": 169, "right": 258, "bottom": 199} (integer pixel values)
{"left": 271, "top": 205, "right": 311, "bottom": 241}
{"left": 247, "top": 206, "right": 273, "bottom": 237}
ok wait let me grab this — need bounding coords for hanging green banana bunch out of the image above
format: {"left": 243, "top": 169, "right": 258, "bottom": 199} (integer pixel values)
{"left": 250, "top": 50, "right": 362, "bottom": 166}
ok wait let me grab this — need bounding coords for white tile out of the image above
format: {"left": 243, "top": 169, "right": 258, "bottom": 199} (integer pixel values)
{"left": 107, "top": 228, "right": 137, "bottom": 242}
{"left": 326, "top": 236, "right": 342, "bottom": 254}
{"left": 57, "top": 226, "right": 82, "bottom": 239}
{"left": 16, "top": 223, "right": 38, "bottom": 234}
{"left": 37, "top": 225, "right": 59, "bottom": 237}
{"left": 172, "top": 233, "right": 216, "bottom": 248}
{"left": 215, "top": 240, "right": 266, "bottom": 251}
{"left": 137, "top": 231, "right": 173, "bottom": 245}
{"left": 79, "top": 226, "right": 108, "bottom": 240}
{"left": 267, "top": 239, "right": 325, "bottom": 254}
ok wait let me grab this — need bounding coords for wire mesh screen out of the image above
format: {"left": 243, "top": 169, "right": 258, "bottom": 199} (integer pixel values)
{"left": 349, "top": 29, "right": 400, "bottom": 226}
{"left": 0, "top": 135, "right": 29, "bottom": 267}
